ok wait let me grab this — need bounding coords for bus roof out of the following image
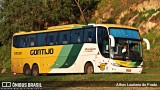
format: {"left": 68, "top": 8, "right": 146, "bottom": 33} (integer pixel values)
{"left": 47, "top": 24, "right": 84, "bottom": 30}
{"left": 13, "top": 24, "right": 138, "bottom": 36}
{"left": 89, "top": 24, "right": 137, "bottom": 30}
{"left": 14, "top": 24, "right": 84, "bottom": 35}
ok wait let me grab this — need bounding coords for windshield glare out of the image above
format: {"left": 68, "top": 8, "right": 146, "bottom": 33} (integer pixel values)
{"left": 112, "top": 38, "right": 142, "bottom": 61}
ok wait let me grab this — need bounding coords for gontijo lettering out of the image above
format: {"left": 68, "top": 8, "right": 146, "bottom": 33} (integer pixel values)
{"left": 30, "top": 48, "right": 54, "bottom": 55}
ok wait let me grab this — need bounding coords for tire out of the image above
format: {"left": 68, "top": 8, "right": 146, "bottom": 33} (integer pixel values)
{"left": 31, "top": 64, "right": 39, "bottom": 76}
{"left": 23, "top": 64, "right": 31, "bottom": 76}
{"left": 84, "top": 63, "right": 94, "bottom": 74}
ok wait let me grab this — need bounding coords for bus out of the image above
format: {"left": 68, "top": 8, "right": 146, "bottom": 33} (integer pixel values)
{"left": 11, "top": 24, "right": 150, "bottom": 76}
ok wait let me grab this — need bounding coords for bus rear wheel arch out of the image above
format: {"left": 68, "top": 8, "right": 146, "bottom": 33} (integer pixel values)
{"left": 84, "top": 62, "right": 94, "bottom": 74}
{"left": 23, "top": 64, "right": 31, "bottom": 76}
{"left": 31, "top": 64, "right": 39, "bottom": 76}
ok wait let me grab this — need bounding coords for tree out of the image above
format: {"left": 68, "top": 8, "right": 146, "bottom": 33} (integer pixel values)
{"left": 74, "top": 0, "right": 99, "bottom": 24}
{"left": 74, "top": 0, "right": 88, "bottom": 24}
{"left": 0, "top": 0, "right": 74, "bottom": 44}
{"left": 0, "top": 0, "right": 99, "bottom": 44}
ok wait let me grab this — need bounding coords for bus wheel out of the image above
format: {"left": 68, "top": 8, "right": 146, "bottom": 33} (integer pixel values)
{"left": 23, "top": 64, "right": 31, "bottom": 76}
{"left": 84, "top": 63, "right": 94, "bottom": 74}
{"left": 32, "top": 64, "right": 39, "bottom": 76}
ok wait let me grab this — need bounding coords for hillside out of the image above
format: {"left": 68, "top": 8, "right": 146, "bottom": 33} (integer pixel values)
{"left": 93, "top": 0, "right": 160, "bottom": 34}
{"left": 0, "top": 0, "right": 160, "bottom": 70}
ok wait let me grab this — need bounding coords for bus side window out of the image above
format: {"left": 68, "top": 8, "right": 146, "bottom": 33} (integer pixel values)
{"left": 59, "top": 31, "right": 70, "bottom": 45}
{"left": 13, "top": 36, "right": 20, "bottom": 48}
{"left": 27, "top": 35, "right": 36, "bottom": 47}
{"left": 37, "top": 33, "right": 47, "bottom": 46}
{"left": 44, "top": 35, "right": 47, "bottom": 45}
{"left": 19, "top": 36, "right": 27, "bottom": 48}
{"left": 48, "top": 35, "right": 54, "bottom": 45}
{"left": 71, "top": 29, "right": 83, "bottom": 44}
{"left": 30, "top": 37, "right": 35, "bottom": 46}
{"left": 48, "top": 32, "right": 59, "bottom": 45}
{"left": 54, "top": 32, "right": 59, "bottom": 45}
{"left": 84, "top": 28, "right": 96, "bottom": 43}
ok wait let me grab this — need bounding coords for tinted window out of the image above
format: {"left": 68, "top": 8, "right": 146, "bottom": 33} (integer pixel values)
{"left": 98, "top": 27, "right": 109, "bottom": 58}
{"left": 71, "top": 29, "right": 83, "bottom": 44}
{"left": 37, "top": 33, "right": 47, "bottom": 46}
{"left": 27, "top": 35, "right": 36, "bottom": 47}
{"left": 59, "top": 31, "right": 70, "bottom": 44}
{"left": 19, "top": 35, "right": 27, "bottom": 48}
{"left": 48, "top": 32, "right": 59, "bottom": 45}
{"left": 13, "top": 36, "right": 20, "bottom": 48}
{"left": 83, "top": 28, "right": 96, "bottom": 43}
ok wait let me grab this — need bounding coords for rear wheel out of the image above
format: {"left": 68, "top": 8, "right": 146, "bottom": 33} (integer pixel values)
{"left": 23, "top": 64, "right": 31, "bottom": 76}
{"left": 84, "top": 63, "right": 94, "bottom": 74}
{"left": 32, "top": 64, "right": 39, "bottom": 76}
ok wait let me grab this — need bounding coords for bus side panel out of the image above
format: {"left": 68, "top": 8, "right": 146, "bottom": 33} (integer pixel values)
{"left": 11, "top": 48, "right": 23, "bottom": 73}
{"left": 11, "top": 58, "right": 18, "bottom": 73}
{"left": 40, "top": 45, "right": 63, "bottom": 73}
{"left": 41, "top": 57, "right": 58, "bottom": 73}
{"left": 17, "top": 58, "right": 23, "bottom": 73}
{"left": 48, "top": 44, "right": 98, "bottom": 73}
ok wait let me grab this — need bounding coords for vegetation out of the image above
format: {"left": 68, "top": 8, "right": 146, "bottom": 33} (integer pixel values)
{"left": 0, "top": 68, "right": 160, "bottom": 81}
{"left": 0, "top": 44, "right": 10, "bottom": 69}
{"left": 102, "top": 17, "right": 116, "bottom": 24}
{"left": 133, "top": 8, "right": 160, "bottom": 27}
{"left": 142, "top": 26, "right": 160, "bottom": 68}
{"left": 0, "top": 0, "right": 99, "bottom": 44}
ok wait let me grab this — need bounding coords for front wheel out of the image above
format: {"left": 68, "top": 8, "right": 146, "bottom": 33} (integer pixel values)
{"left": 84, "top": 63, "right": 94, "bottom": 74}
{"left": 32, "top": 64, "right": 39, "bottom": 76}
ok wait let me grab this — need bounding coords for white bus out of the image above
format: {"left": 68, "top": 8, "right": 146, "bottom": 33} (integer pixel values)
{"left": 11, "top": 24, "right": 150, "bottom": 76}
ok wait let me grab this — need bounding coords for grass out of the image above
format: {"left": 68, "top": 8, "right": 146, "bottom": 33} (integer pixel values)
{"left": 0, "top": 68, "right": 160, "bottom": 82}
{"left": 1, "top": 72, "right": 160, "bottom": 89}
{"left": 0, "top": 73, "right": 160, "bottom": 81}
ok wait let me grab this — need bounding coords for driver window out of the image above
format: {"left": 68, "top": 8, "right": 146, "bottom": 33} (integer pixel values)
{"left": 98, "top": 27, "right": 109, "bottom": 58}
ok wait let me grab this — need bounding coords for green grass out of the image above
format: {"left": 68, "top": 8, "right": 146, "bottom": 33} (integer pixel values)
{"left": 0, "top": 67, "right": 160, "bottom": 81}
{"left": 0, "top": 70, "right": 160, "bottom": 89}
{"left": 0, "top": 73, "right": 160, "bottom": 81}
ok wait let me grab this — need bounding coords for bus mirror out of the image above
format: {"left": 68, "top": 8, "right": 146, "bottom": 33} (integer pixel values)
{"left": 109, "top": 35, "right": 115, "bottom": 47}
{"left": 143, "top": 38, "right": 150, "bottom": 50}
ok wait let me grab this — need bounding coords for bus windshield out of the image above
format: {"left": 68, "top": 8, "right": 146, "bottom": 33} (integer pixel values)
{"left": 109, "top": 28, "right": 142, "bottom": 61}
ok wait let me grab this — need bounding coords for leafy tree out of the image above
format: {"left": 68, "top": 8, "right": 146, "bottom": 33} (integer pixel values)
{"left": 0, "top": 0, "right": 72, "bottom": 44}
{"left": 0, "top": 0, "right": 98, "bottom": 44}
{"left": 73, "top": 0, "right": 99, "bottom": 24}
